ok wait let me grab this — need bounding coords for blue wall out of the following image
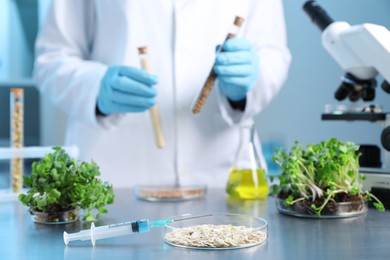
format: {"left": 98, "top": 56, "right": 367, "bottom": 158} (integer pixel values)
{"left": 0, "top": 0, "right": 37, "bottom": 79}
{"left": 0, "top": 1, "right": 10, "bottom": 78}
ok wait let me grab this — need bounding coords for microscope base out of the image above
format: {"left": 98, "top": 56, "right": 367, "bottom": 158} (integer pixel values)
{"left": 361, "top": 169, "right": 390, "bottom": 210}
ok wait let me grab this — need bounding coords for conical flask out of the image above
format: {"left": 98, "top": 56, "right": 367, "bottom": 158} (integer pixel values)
{"left": 226, "top": 124, "right": 268, "bottom": 199}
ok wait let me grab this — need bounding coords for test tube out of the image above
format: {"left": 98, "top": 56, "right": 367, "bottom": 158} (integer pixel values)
{"left": 138, "top": 46, "right": 165, "bottom": 148}
{"left": 192, "top": 16, "right": 245, "bottom": 115}
{"left": 10, "top": 88, "right": 24, "bottom": 192}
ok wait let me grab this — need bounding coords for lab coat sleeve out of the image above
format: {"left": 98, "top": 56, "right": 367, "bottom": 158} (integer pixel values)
{"left": 218, "top": 0, "right": 292, "bottom": 126}
{"left": 33, "top": 0, "right": 116, "bottom": 128}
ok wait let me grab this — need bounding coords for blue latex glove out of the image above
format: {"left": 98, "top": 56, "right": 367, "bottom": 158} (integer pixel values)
{"left": 97, "top": 66, "right": 158, "bottom": 115}
{"left": 214, "top": 38, "right": 259, "bottom": 101}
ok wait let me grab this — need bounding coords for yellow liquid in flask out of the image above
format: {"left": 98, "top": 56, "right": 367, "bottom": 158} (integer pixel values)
{"left": 226, "top": 168, "right": 269, "bottom": 199}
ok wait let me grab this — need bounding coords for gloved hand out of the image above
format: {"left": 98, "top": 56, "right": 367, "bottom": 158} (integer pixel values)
{"left": 214, "top": 38, "right": 259, "bottom": 101}
{"left": 97, "top": 66, "right": 158, "bottom": 115}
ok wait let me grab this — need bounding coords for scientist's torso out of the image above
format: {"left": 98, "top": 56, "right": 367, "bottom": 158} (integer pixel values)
{"left": 36, "top": 0, "right": 289, "bottom": 188}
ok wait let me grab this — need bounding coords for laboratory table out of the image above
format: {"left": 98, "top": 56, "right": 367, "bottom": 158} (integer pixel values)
{"left": 1, "top": 188, "right": 389, "bottom": 260}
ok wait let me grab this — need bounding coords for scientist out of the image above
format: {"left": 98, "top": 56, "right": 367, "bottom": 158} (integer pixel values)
{"left": 33, "top": 0, "right": 291, "bottom": 188}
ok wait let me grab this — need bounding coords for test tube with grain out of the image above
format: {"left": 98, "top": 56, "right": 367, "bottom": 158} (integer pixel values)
{"left": 138, "top": 46, "right": 165, "bottom": 148}
{"left": 10, "top": 88, "right": 24, "bottom": 192}
{"left": 192, "top": 16, "right": 245, "bottom": 115}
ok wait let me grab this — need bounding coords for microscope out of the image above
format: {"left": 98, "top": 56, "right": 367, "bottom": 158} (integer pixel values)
{"left": 303, "top": 1, "right": 390, "bottom": 208}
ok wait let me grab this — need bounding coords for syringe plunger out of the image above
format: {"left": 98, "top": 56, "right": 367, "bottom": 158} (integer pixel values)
{"left": 64, "top": 219, "right": 150, "bottom": 246}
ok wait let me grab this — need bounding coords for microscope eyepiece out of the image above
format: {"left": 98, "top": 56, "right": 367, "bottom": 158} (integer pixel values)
{"left": 381, "top": 80, "right": 390, "bottom": 94}
{"left": 303, "top": 1, "right": 334, "bottom": 31}
{"left": 334, "top": 82, "right": 352, "bottom": 101}
{"left": 336, "top": 73, "right": 377, "bottom": 102}
{"left": 362, "top": 87, "right": 375, "bottom": 101}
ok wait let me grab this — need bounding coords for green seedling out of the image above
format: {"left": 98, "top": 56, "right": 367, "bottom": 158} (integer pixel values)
{"left": 19, "top": 147, "right": 115, "bottom": 221}
{"left": 271, "top": 138, "right": 384, "bottom": 216}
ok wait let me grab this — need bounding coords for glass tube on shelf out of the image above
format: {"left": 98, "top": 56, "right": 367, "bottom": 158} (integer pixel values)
{"left": 10, "top": 88, "right": 24, "bottom": 192}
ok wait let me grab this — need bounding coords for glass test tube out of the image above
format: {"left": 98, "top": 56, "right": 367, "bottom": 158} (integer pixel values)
{"left": 10, "top": 88, "right": 24, "bottom": 192}
{"left": 192, "top": 16, "right": 245, "bottom": 115}
{"left": 138, "top": 46, "right": 165, "bottom": 148}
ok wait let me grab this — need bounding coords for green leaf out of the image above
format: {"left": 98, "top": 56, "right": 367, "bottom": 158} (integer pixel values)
{"left": 285, "top": 195, "right": 294, "bottom": 205}
{"left": 98, "top": 207, "right": 108, "bottom": 214}
{"left": 37, "top": 198, "right": 47, "bottom": 210}
{"left": 84, "top": 213, "right": 96, "bottom": 222}
{"left": 18, "top": 194, "right": 28, "bottom": 205}
{"left": 373, "top": 202, "right": 385, "bottom": 212}
{"left": 54, "top": 161, "right": 63, "bottom": 168}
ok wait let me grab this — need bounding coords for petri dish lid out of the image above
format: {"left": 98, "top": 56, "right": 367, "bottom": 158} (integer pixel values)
{"left": 134, "top": 185, "right": 207, "bottom": 202}
{"left": 275, "top": 197, "right": 368, "bottom": 219}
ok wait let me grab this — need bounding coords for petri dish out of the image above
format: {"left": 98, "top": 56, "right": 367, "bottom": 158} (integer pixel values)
{"left": 163, "top": 213, "right": 268, "bottom": 250}
{"left": 275, "top": 198, "right": 368, "bottom": 219}
{"left": 30, "top": 208, "right": 79, "bottom": 224}
{"left": 134, "top": 185, "right": 207, "bottom": 202}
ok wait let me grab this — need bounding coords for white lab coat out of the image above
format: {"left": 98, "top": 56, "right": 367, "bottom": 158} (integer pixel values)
{"left": 34, "top": 0, "right": 291, "bottom": 188}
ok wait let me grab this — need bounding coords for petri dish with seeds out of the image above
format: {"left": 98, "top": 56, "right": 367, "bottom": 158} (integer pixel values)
{"left": 134, "top": 185, "right": 207, "bottom": 202}
{"left": 163, "top": 213, "right": 268, "bottom": 250}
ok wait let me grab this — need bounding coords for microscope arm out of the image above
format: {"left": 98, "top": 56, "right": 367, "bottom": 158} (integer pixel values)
{"left": 323, "top": 22, "right": 390, "bottom": 83}
{"left": 304, "top": 0, "right": 390, "bottom": 101}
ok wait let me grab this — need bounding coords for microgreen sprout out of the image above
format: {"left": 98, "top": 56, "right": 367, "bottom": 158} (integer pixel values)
{"left": 271, "top": 138, "right": 384, "bottom": 216}
{"left": 19, "top": 147, "right": 115, "bottom": 221}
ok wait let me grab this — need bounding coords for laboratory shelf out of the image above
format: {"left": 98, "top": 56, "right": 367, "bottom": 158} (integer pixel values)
{"left": 0, "top": 77, "right": 35, "bottom": 88}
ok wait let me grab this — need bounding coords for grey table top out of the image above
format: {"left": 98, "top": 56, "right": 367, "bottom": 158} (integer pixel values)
{"left": 1, "top": 188, "right": 389, "bottom": 260}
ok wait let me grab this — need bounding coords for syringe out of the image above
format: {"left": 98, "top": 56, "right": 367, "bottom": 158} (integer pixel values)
{"left": 63, "top": 214, "right": 211, "bottom": 246}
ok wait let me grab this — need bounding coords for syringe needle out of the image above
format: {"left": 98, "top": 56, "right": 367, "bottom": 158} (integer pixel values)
{"left": 172, "top": 213, "right": 212, "bottom": 222}
{"left": 150, "top": 213, "right": 212, "bottom": 228}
